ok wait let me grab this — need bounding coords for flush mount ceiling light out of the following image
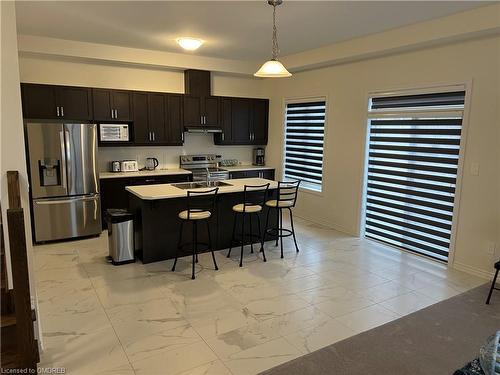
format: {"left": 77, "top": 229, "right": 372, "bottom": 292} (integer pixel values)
{"left": 254, "top": 0, "right": 291, "bottom": 78}
{"left": 176, "top": 37, "right": 204, "bottom": 51}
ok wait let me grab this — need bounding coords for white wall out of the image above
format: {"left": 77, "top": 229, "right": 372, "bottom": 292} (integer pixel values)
{"left": 1, "top": 0, "right": 41, "bottom": 345}
{"left": 18, "top": 56, "right": 268, "bottom": 171}
{"left": 264, "top": 35, "right": 500, "bottom": 278}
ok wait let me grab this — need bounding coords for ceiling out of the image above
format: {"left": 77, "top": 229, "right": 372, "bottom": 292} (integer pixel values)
{"left": 15, "top": 1, "right": 487, "bottom": 61}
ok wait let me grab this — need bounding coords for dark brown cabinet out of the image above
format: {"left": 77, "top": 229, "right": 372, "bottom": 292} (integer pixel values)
{"left": 133, "top": 92, "right": 183, "bottom": 145}
{"left": 21, "top": 83, "right": 92, "bottom": 120}
{"left": 229, "top": 169, "right": 275, "bottom": 180}
{"left": 215, "top": 97, "right": 269, "bottom": 145}
{"left": 100, "top": 173, "right": 191, "bottom": 229}
{"left": 183, "top": 95, "right": 219, "bottom": 128}
{"left": 252, "top": 99, "right": 269, "bottom": 144}
{"left": 92, "top": 89, "right": 132, "bottom": 121}
{"left": 20, "top": 83, "right": 269, "bottom": 147}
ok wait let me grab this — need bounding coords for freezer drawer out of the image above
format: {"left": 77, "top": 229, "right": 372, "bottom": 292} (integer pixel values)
{"left": 32, "top": 194, "right": 101, "bottom": 242}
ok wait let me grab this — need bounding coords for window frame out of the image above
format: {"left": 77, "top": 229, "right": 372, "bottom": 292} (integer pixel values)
{"left": 359, "top": 82, "right": 472, "bottom": 267}
{"left": 281, "top": 96, "right": 329, "bottom": 195}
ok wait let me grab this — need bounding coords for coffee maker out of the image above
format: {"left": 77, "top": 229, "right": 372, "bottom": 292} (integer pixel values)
{"left": 253, "top": 148, "right": 265, "bottom": 166}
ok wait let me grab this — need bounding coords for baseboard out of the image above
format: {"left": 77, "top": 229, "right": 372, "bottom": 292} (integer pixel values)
{"left": 293, "top": 212, "right": 358, "bottom": 237}
{"left": 453, "top": 261, "right": 494, "bottom": 280}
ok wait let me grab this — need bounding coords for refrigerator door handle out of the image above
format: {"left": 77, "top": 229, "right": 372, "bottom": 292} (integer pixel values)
{"left": 34, "top": 194, "right": 99, "bottom": 205}
{"left": 64, "top": 129, "right": 72, "bottom": 191}
{"left": 59, "top": 130, "right": 67, "bottom": 189}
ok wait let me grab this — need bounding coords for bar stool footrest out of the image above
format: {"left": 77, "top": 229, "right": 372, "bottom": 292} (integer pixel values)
{"left": 266, "top": 227, "right": 293, "bottom": 238}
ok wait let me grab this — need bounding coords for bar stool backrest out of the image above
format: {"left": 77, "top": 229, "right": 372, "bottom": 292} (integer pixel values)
{"left": 278, "top": 180, "right": 301, "bottom": 207}
{"left": 186, "top": 187, "right": 219, "bottom": 219}
{"left": 243, "top": 183, "right": 270, "bottom": 212}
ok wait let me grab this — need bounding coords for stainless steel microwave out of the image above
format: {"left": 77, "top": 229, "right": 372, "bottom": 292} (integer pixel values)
{"left": 99, "top": 124, "right": 130, "bottom": 142}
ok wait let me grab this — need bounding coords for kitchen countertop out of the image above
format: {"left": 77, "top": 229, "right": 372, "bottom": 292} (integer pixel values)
{"left": 220, "top": 165, "right": 274, "bottom": 172}
{"left": 99, "top": 169, "right": 192, "bottom": 179}
{"left": 126, "top": 177, "right": 277, "bottom": 200}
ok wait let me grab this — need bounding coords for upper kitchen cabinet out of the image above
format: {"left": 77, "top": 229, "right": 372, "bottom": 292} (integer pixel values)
{"left": 183, "top": 95, "right": 220, "bottom": 128}
{"left": 251, "top": 99, "right": 269, "bottom": 144}
{"left": 21, "top": 83, "right": 92, "bottom": 120}
{"left": 92, "top": 89, "right": 132, "bottom": 121}
{"left": 132, "top": 92, "right": 183, "bottom": 145}
{"left": 214, "top": 97, "right": 269, "bottom": 145}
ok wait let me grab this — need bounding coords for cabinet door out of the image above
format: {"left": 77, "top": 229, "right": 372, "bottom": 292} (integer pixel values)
{"left": 111, "top": 91, "right": 132, "bottom": 121}
{"left": 100, "top": 178, "right": 131, "bottom": 229}
{"left": 262, "top": 169, "right": 275, "bottom": 180}
{"left": 132, "top": 92, "right": 150, "bottom": 144}
{"left": 165, "top": 94, "right": 184, "bottom": 145}
{"left": 229, "top": 171, "right": 248, "bottom": 179}
{"left": 148, "top": 93, "right": 166, "bottom": 143}
{"left": 92, "top": 89, "right": 113, "bottom": 121}
{"left": 231, "top": 98, "right": 252, "bottom": 143}
{"left": 214, "top": 97, "right": 232, "bottom": 144}
{"left": 183, "top": 96, "right": 202, "bottom": 127}
{"left": 203, "top": 96, "right": 220, "bottom": 126}
{"left": 21, "top": 84, "right": 57, "bottom": 119}
{"left": 56, "top": 86, "right": 93, "bottom": 120}
{"left": 251, "top": 99, "right": 269, "bottom": 145}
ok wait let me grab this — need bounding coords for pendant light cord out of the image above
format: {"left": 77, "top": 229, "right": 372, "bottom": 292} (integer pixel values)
{"left": 272, "top": 4, "right": 280, "bottom": 60}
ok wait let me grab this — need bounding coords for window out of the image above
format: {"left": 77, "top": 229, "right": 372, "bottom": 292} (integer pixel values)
{"left": 364, "top": 88, "right": 466, "bottom": 262}
{"left": 283, "top": 99, "right": 326, "bottom": 192}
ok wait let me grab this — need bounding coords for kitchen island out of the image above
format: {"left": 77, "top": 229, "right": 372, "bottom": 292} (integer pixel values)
{"left": 127, "top": 178, "right": 278, "bottom": 263}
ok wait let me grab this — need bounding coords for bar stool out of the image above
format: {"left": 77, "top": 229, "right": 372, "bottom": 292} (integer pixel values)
{"left": 263, "top": 180, "right": 301, "bottom": 258}
{"left": 172, "top": 187, "right": 219, "bottom": 280}
{"left": 227, "top": 183, "right": 270, "bottom": 267}
{"left": 486, "top": 260, "right": 500, "bottom": 304}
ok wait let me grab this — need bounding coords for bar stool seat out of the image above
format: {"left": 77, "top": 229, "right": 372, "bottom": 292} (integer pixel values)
{"left": 265, "top": 199, "right": 294, "bottom": 208}
{"left": 233, "top": 204, "right": 262, "bottom": 213}
{"left": 178, "top": 210, "right": 211, "bottom": 220}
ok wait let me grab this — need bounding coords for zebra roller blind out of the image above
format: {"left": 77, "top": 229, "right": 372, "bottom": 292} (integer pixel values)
{"left": 284, "top": 100, "right": 326, "bottom": 192}
{"left": 365, "top": 89, "right": 466, "bottom": 262}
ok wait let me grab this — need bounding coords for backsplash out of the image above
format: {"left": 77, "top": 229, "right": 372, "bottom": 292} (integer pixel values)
{"left": 97, "top": 133, "right": 257, "bottom": 171}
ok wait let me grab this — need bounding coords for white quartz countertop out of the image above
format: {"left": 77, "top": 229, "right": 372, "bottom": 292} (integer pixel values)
{"left": 126, "top": 178, "right": 278, "bottom": 200}
{"left": 220, "top": 165, "right": 275, "bottom": 172}
{"left": 99, "top": 169, "right": 192, "bottom": 179}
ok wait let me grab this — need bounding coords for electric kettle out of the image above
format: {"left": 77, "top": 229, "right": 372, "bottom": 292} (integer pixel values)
{"left": 145, "top": 157, "right": 159, "bottom": 171}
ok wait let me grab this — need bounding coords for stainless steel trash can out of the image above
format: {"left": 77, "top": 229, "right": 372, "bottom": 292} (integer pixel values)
{"left": 105, "top": 209, "right": 134, "bottom": 265}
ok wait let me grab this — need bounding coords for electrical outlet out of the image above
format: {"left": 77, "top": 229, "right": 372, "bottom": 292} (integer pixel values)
{"left": 486, "top": 241, "right": 497, "bottom": 255}
{"left": 470, "top": 162, "right": 480, "bottom": 176}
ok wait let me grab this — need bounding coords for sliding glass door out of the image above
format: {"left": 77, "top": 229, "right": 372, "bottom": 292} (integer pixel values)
{"left": 363, "top": 88, "right": 466, "bottom": 262}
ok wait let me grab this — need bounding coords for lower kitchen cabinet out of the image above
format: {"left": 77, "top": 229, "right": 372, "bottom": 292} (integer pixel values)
{"left": 229, "top": 169, "right": 275, "bottom": 180}
{"left": 100, "top": 173, "right": 192, "bottom": 229}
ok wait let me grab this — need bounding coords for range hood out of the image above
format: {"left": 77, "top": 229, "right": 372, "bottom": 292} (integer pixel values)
{"left": 185, "top": 126, "right": 222, "bottom": 133}
{"left": 183, "top": 69, "right": 223, "bottom": 134}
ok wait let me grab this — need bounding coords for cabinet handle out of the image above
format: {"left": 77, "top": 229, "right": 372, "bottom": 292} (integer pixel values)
{"left": 221, "top": 133, "right": 225, "bottom": 141}
{"left": 111, "top": 109, "right": 114, "bottom": 119}
{"left": 181, "top": 132, "right": 184, "bottom": 142}
{"left": 148, "top": 132, "right": 151, "bottom": 141}
{"left": 152, "top": 132, "right": 155, "bottom": 141}
{"left": 200, "top": 115, "right": 203, "bottom": 125}
{"left": 114, "top": 109, "right": 118, "bottom": 119}
{"left": 56, "top": 106, "right": 60, "bottom": 117}
{"left": 60, "top": 106, "right": 64, "bottom": 117}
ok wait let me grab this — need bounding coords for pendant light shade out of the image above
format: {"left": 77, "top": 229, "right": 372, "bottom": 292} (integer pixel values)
{"left": 254, "top": 0, "right": 292, "bottom": 78}
{"left": 254, "top": 59, "right": 291, "bottom": 77}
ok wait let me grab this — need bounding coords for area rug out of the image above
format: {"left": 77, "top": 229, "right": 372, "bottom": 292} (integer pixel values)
{"left": 260, "top": 284, "right": 500, "bottom": 375}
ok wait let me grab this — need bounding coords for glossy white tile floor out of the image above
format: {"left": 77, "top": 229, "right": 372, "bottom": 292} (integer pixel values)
{"left": 34, "top": 217, "right": 486, "bottom": 375}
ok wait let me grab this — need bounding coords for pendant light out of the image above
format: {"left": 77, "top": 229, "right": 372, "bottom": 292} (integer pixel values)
{"left": 254, "top": 0, "right": 292, "bottom": 78}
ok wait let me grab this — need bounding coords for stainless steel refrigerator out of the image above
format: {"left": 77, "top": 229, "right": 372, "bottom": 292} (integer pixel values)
{"left": 25, "top": 122, "right": 101, "bottom": 243}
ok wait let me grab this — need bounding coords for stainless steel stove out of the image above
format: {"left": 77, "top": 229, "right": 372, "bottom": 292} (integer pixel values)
{"left": 179, "top": 154, "right": 230, "bottom": 182}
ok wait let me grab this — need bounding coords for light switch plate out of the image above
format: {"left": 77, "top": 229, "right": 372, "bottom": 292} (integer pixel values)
{"left": 470, "top": 162, "right": 480, "bottom": 176}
